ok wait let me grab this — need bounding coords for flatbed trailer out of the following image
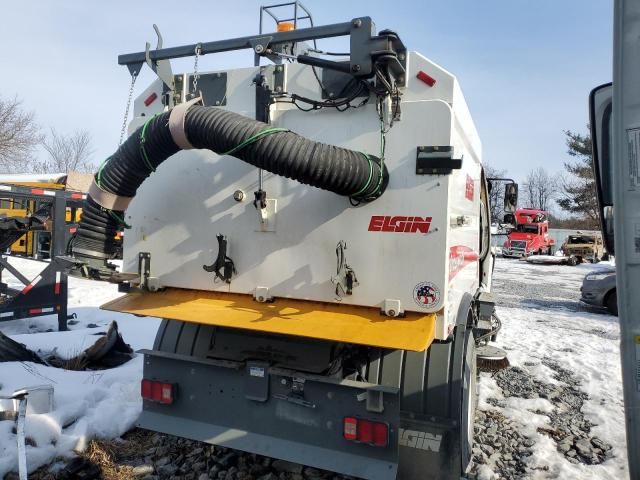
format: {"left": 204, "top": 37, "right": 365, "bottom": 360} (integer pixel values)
{"left": 0, "top": 183, "right": 83, "bottom": 330}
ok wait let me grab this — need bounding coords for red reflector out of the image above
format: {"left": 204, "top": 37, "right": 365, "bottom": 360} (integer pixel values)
{"left": 141, "top": 379, "right": 152, "bottom": 399}
{"left": 344, "top": 417, "right": 388, "bottom": 446}
{"left": 69, "top": 227, "right": 77, "bottom": 234}
{"left": 357, "top": 420, "right": 374, "bottom": 443}
{"left": 31, "top": 188, "right": 45, "bottom": 195}
{"left": 28, "top": 308, "right": 42, "bottom": 315}
{"left": 416, "top": 70, "right": 436, "bottom": 87}
{"left": 144, "top": 92, "right": 158, "bottom": 106}
{"left": 54, "top": 282, "right": 61, "bottom": 295}
{"left": 373, "top": 422, "right": 389, "bottom": 447}
{"left": 141, "top": 379, "right": 174, "bottom": 404}
{"left": 344, "top": 417, "right": 358, "bottom": 441}
{"left": 70, "top": 193, "right": 82, "bottom": 199}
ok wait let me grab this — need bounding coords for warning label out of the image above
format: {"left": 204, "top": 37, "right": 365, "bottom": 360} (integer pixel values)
{"left": 627, "top": 127, "right": 640, "bottom": 190}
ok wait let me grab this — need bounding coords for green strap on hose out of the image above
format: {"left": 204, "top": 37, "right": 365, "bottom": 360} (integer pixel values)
{"left": 352, "top": 153, "right": 374, "bottom": 197}
{"left": 95, "top": 156, "right": 111, "bottom": 188}
{"left": 108, "top": 210, "right": 131, "bottom": 229}
{"left": 223, "top": 127, "right": 289, "bottom": 156}
{"left": 139, "top": 114, "right": 159, "bottom": 173}
{"left": 97, "top": 114, "right": 159, "bottom": 188}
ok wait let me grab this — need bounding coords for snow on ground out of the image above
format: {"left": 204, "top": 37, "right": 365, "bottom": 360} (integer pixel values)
{"left": 0, "top": 255, "right": 628, "bottom": 479}
{"left": 475, "top": 256, "right": 627, "bottom": 479}
{"left": 0, "top": 257, "right": 160, "bottom": 477}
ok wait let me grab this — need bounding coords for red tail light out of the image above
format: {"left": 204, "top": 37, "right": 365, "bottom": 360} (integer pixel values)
{"left": 141, "top": 379, "right": 175, "bottom": 405}
{"left": 343, "top": 417, "right": 389, "bottom": 447}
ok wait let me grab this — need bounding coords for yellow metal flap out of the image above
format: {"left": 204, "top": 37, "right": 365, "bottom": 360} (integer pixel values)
{"left": 101, "top": 288, "right": 436, "bottom": 352}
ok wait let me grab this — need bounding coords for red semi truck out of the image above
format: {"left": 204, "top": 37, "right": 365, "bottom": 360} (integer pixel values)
{"left": 502, "top": 208, "right": 555, "bottom": 258}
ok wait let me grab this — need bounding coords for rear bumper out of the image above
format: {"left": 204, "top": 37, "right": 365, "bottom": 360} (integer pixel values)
{"left": 139, "top": 349, "right": 400, "bottom": 480}
{"left": 139, "top": 411, "right": 398, "bottom": 479}
{"left": 502, "top": 248, "right": 527, "bottom": 258}
{"left": 102, "top": 288, "right": 436, "bottom": 352}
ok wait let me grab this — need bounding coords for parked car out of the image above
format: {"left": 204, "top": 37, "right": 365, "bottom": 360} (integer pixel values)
{"left": 580, "top": 267, "right": 617, "bottom": 315}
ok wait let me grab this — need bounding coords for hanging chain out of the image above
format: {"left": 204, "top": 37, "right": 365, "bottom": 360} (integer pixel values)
{"left": 119, "top": 72, "right": 138, "bottom": 146}
{"left": 192, "top": 44, "right": 202, "bottom": 98}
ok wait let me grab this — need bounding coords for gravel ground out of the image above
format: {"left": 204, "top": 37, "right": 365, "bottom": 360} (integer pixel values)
{"left": 467, "top": 256, "right": 620, "bottom": 479}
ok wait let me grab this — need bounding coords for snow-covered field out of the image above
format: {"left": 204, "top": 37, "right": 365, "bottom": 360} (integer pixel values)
{"left": 474, "top": 257, "right": 627, "bottom": 479}
{"left": 0, "top": 258, "right": 159, "bottom": 477}
{"left": 0, "top": 256, "right": 628, "bottom": 478}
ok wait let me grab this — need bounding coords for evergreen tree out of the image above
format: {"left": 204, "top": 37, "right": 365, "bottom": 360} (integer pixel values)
{"left": 557, "top": 129, "right": 599, "bottom": 225}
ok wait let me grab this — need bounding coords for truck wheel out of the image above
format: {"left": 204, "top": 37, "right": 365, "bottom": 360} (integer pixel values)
{"left": 568, "top": 256, "right": 578, "bottom": 266}
{"left": 606, "top": 290, "right": 618, "bottom": 316}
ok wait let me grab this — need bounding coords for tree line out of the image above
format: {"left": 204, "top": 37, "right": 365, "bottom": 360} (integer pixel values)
{"left": 487, "top": 129, "right": 598, "bottom": 230}
{"left": 0, "top": 95, "right": 95, "bottom": 174}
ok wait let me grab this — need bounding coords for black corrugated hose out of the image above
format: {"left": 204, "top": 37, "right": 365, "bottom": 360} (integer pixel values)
{"left": 73, "top": 106, "right": 388, "bottom": 270}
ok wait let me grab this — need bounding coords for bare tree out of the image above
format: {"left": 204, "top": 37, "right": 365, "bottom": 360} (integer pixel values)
{"left": 35, "top": 128, "right": 95, "bottom": 173}
{"left": 523, "top": 167, "right": 558, "bottom": 211}
{"left": 485, "top": 163, "right": 507, "bottom": 223}
{"left": 0, "top": 95, "right": 42, "bottom": 172}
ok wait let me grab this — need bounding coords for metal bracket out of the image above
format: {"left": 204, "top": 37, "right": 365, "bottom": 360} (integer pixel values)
{"left": 274, "top": 376, "right": 316, "bottom": 409}
{"left": 144, "top": 24, "right": 175, "bottom": 100}
{"left": 382, "top": 299, "right": 403, "bottom": 317}
{"left": 331, "top": 241, "right": 358, "bottom": 299}
{"left": 138, "top": 252, "right": 151, "bottom": 290}
{"left": 416, "top": 146, "right": 463, "bottom": 175}
{"left": 366, "top": 389, "right": 384, "bottom": 413}
{"left": 250, "top": 36, "right": 273, "bottom": 55}
{"left": 254, "top": 286, "right": 272, "bottom": 303}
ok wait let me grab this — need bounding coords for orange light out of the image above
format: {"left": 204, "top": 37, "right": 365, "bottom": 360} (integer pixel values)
{"left": 277, "top": 22, "right": 295, "bottom": 32}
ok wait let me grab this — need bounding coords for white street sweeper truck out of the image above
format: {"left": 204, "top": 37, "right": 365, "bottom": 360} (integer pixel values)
{"left": 71, "top": 4, "right": 516, "bottom": 478}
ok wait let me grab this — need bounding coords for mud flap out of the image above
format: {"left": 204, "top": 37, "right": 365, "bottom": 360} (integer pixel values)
{"left": 397, "top": 324, "right": 475, "bottom": 479}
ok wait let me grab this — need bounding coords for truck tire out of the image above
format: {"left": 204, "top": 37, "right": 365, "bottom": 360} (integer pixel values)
{"left": 568, "top": 256, "right": 578, "bottom": 266}
{"left": 606, "top": 290, "right": 618, "bottom": 316}
{"left": 153, "top": 319, "right": 211, "bottom": 356}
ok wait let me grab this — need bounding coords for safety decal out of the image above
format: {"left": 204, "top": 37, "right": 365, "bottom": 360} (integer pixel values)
{"left": 449, "top": 245, "right": 480, "bottom": 281}
{"left": 413, "top": 282, "right": 441, "bottom": 308}
{"left": 465, "top": 174, "right": 474, "bottom": 201}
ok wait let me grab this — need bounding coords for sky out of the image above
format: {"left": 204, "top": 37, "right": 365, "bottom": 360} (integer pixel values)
{"left": 0, "top": 1, "right": 613, "bottom": 183}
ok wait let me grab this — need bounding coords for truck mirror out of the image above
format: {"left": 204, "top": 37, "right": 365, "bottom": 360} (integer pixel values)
{"left": 502, "top": 213, "right": 516, "bottom": 230}
{"left": 589, "top": 83, "right": 614, "bottom": 254}
{"left": 503, "top": 183, "right": 518, "bottom": 213}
